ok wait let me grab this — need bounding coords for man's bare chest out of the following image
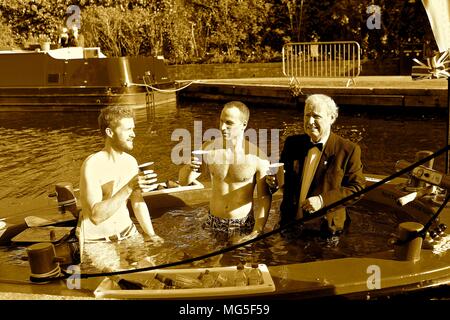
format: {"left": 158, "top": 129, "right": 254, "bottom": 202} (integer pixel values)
{"left": 209, "top": 163, "right": 257, "bottom": 183}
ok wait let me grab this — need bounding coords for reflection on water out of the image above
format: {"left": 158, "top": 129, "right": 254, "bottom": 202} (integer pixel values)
{"left": 78, "top": 198, "right": 400, "bottom": 274}
{"left": 0, "top": 103, "right": 444, "bottom": 217}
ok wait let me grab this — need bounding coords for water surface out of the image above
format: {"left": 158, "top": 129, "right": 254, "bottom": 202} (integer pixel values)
{"left": 0, "top": 102, "right": 444, "bottom": 217}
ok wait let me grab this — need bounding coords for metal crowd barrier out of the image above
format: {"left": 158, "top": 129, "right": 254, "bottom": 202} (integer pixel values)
{"left": 282, "top": 41, "right": 361, "bottom": 83}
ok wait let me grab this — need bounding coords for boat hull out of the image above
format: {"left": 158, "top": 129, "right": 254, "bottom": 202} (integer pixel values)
{"left": 0, "top": 48, "right": 175, "bottom": 111}
{"left": 0, "top": 86, "right": 175, "bottom": 111}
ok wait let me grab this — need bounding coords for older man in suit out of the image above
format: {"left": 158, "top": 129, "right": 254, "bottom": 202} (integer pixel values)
{"left": 269, "top": 94, "right": 365, "bottom": 236}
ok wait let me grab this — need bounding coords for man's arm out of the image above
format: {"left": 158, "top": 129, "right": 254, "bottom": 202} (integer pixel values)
{"left": 178, "top": 142, "right": 212, "bottom": 186}
{"left": 129, "top": 191, "right": 162, "bottom": 242}
{"left": 320, "top": 144, "right": 365, "bottom": 207}
{"left": 252, "top": 158, "right": 272, "bottom": 234}
{"left": 80, "top": 159, "right": 137, "bottom": 225}
{"left": 178, "top": 162, "right": 202, "bottom": 186}
{"left": 266, "top": 136, "right": 292, "bottom": 193}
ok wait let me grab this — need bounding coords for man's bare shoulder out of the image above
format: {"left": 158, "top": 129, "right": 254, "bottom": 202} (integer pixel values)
{"left": 81, "top": 151, "right": 105, "bottom": 170}
{"left": 81, "top": 151, "right": 137, "bottom": 171}
{"left": 122, "top": 152, "right": 139, "bottom": 165}
{"left": 80, "top": 152, "right": 105, "bottom": 186}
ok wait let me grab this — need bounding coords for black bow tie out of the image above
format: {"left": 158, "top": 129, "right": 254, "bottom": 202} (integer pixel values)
{"left": 308, "top": 141, "right": 323, "bottom": 152}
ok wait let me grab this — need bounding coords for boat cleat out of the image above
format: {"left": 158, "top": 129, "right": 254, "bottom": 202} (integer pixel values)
{"left": 393, "top": 222, "right": 424, "bottom": 262}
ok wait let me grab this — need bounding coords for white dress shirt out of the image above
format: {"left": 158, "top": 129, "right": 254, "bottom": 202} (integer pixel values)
{"left": 296, "top": 133, "right": 330, "bottom": 219}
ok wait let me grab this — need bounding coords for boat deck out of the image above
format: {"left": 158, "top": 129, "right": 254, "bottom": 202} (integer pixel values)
{"left": 1, "top": 241, "right": 449, "bottom": 300}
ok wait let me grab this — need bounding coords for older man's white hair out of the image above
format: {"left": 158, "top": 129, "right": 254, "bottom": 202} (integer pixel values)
{"left": 305, "top": 94, "right": 339, "bottom": 123}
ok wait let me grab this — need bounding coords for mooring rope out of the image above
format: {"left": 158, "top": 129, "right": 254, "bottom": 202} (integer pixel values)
{"left": 130, "top": 80, "right": 200, "bottom": 93}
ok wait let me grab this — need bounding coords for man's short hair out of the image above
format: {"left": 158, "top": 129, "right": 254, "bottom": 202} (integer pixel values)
{"left": 98, "top": 105, "right": 135, "bottom": 137}
{"left": 223, "top": 101, "right": 250, "bottom": 124}
{"left": 305, "top": 94, "right": 339, "bottom": 120}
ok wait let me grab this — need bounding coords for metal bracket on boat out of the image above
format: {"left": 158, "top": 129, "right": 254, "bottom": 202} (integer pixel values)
{"left": 396, "top": 161, "right": 450, "bottom": 190}
{"left": 395, "top": 150, "right": 450, "bottom": 206}
{"left": 403, "top": 151, "right": 436, "bottom": 191}
{"left": 54, "top": 182, "right": 80, "bottom": 218}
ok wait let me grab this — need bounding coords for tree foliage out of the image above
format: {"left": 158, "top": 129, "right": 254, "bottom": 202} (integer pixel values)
{"left": 0, "top": 0, "right": 437, "bottom": 64}
{"left": 0, "top": 16, "right": 17, "bottom": 49}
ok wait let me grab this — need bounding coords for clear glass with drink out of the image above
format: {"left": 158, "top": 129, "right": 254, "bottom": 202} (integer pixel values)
{"left": 138, "top": 161, "right": 157, "bottom": 192}
{"left": 191, "top": 150, "right": 209, "bottom": 172}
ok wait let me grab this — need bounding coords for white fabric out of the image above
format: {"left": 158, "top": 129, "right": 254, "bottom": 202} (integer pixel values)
{"left": 422, "top": 0, "right": 450, "bottom": 52}
{"left": 296, "top": 133, "right": 330, "bottom": 219}
{"left": 297, "top": 147, "right": 321, "bottom": 219}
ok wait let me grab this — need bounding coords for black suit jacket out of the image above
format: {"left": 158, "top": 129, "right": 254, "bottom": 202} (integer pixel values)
{"left": 279, "top": 132, "right": 365, "bottom": 225}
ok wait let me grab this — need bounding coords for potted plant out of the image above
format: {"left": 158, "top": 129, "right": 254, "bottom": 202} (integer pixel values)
{"left": 38, "top": 34, "right": 51, "bottom": 51}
